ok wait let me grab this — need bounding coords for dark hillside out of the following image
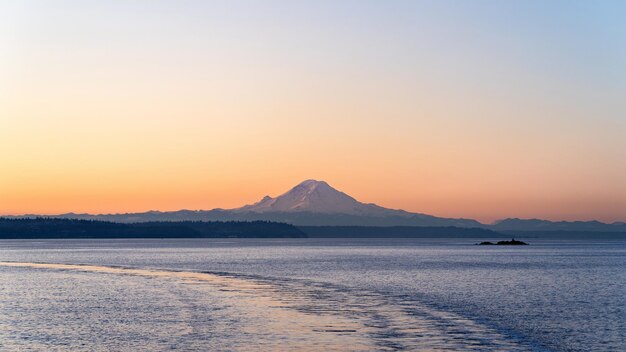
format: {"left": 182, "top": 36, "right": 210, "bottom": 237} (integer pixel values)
{"left": 0, "top": 218, "right": 306, "bottom": 239}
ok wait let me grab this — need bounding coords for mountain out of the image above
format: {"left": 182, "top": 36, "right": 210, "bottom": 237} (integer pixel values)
{"left": 235, "top": 180, "right": 405, "bottom": 216}
{"left": 6, "top": 180, "right": 622, "bottom": 232}
{"left": 232, "top": 179, "right": 482, "bottom": 226}
{"left": 7, "top": 180, "right": 482, "bottom": 227}
{"left": 492, "top": 218, "right": 626, "bottom": 233}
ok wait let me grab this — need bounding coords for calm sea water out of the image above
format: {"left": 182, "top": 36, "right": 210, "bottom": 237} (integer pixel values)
{"left": 1, "top": 238, "right": 624, "bottom": 351}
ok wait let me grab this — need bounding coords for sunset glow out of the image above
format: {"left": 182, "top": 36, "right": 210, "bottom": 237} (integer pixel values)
{"left": 1, "top": 1, "right": 625, "bottom": 223}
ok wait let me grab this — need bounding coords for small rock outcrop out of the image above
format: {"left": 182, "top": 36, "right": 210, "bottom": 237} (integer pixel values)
{"left": 477, "top": 238, "right": 528, "bottom": 245}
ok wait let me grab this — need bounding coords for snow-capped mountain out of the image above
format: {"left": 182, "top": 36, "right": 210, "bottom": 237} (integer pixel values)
{"left": 227, "top": 179, "right": 481, "bottom": 226}
{"left": 6, "top": 180, "right": 623, "bottom": 230}
{"left": 8, "top": 180, "right": 482, "bottom": 227}
{"left": 234, "top": 179, "right": 401, "bottom": 216}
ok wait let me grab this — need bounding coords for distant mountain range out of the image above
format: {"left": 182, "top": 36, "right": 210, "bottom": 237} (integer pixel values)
{"left": 491, "top": 218, "right": 626, "bottom": 233}
{"left": 5, "top": 179, "right": 625, "bottom": 233}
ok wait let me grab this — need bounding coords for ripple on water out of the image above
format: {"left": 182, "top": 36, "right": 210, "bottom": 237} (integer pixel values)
{"left": 0, "top": 262, "right": 536, "bottom": 351}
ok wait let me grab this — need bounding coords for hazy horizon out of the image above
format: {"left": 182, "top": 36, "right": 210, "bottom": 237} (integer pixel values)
{"left": 2, "top": 1, "right": 625, "bottom": 223}
{"left": 1, "top": 178, "right": 624, "bottom": 225}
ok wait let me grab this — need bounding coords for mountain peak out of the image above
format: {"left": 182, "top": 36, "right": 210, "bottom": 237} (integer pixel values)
{"left": 291, "top": 179, "right": 333, "bottom": 193}
{"left": 235, "top": 179, "right": 386, "bottom": 215}
{"left": 293, "top": 179, "right": 330, "bottom": 189}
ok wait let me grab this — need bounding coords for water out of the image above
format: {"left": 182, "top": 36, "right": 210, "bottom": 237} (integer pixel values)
{"left": 1, "top": 238, "right": 624, "bottom": 351}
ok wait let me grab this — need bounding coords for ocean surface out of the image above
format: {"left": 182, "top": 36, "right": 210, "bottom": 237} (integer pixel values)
{"left": 0, "top": 238, "right": 624, "bottom": 351}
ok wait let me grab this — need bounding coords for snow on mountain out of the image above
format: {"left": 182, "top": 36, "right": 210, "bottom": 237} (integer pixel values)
{"left": 234, "top": 179, "right": 406, "bottom": 216}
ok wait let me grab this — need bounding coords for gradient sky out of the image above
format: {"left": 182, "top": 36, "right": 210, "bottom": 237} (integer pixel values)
{"left": 1, "top": 0, "right": 625, "bottom": 223}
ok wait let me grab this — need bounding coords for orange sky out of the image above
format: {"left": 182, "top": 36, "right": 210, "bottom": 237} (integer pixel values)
{"left": 1, "top": 1, "right": 625, "bottom": 223}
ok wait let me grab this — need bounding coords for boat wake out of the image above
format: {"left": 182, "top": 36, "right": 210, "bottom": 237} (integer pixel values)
{"left": 0, "top": 261, "right": 536, "bottom": 351}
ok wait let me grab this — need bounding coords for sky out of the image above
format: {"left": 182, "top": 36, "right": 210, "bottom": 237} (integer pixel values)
{"left": 1, "top": 0, "right": 625, "bottom": 223}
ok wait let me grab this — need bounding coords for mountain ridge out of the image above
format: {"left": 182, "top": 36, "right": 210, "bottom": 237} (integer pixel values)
{"left": 4, "top": 180, "right": 624, "bottom": 231}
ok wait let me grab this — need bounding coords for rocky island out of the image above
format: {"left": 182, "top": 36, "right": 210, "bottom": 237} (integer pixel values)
{"left": 477, "top": 239, "right": 528, "bottom": 245}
